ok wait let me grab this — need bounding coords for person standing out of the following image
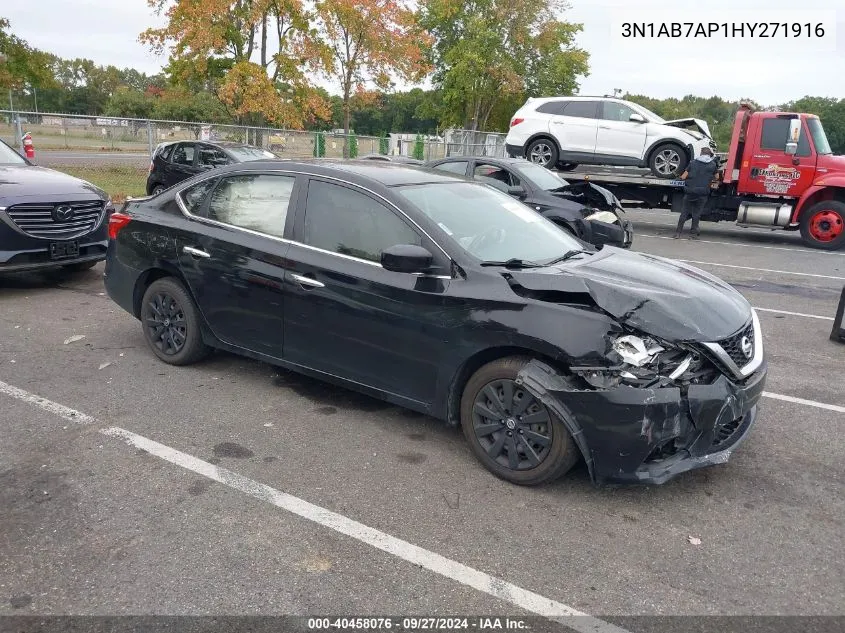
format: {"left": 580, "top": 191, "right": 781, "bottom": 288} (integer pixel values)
{"left": 674, "top": 147, "right": 720, "bottom": 240}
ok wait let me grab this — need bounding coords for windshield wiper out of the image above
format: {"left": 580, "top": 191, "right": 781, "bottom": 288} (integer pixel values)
{"left": 544, "top": 249, "right": 592, "bottom": 266}
{"left": 480, "top": 258, "right": 544, "bottom": 269}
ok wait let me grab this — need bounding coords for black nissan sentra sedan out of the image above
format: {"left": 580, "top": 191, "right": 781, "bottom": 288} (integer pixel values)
{"left": 0, "top": 139, "right": 112, "bottom": 273}
{"left": 104, "top": 159, "right": 767, "bottom": 486}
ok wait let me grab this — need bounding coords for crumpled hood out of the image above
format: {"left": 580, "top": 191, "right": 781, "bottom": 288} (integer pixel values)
{"left": 0, "top": 165, "right": 107, "bottom": 205}
{"left": 663, "top": 118, "right": 712, "bottom": 139}
{"left": 507, "top": 248, "right": 751, "bottom": 342}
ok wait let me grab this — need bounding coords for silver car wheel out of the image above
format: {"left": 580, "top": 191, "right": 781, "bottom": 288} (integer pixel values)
{"left": 654, "top": 148, "right": 681, "bottom": 176}
{"left": 529, "top": 143, "right": 553, "bottom": 166}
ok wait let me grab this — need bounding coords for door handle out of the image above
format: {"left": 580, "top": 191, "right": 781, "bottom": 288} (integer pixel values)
{"left": 182, "top": 246, "right": 210, "bottom": 258}
{"left": 290, "top": 273, "right": 325, "bottom": 289}
{"left": 598, "top": 125, "right": 611, "bottom": 129}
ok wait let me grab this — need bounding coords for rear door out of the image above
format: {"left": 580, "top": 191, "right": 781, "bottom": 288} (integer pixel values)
{"left": 165, "top": 143, "right": 201, "bottom": 187}
{"left": 548, "top": 100, "right": 599, "bottom": 156}
{"left": 175, "top": 171, "right": 300, "bottom": 358}
{"left": 595, "top": 101, "right": 648, "bottom": 161}
{"left": 739, "top": 116, "right": 817, "bottom": 197}
{"left": 282, "top": 177, "right": 453, "bottom": 405}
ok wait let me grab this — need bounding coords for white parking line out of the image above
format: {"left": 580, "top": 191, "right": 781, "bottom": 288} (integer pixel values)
{"left": 762, "top": 392, "right": 845, "bottom": 413}
{"left": 637, "top": 233, "right": 841, "bottom": 256}
{"left": 754, "top": 307, "right": 834, "bottom": 321}
{"left": 0, "top": 380, "right": 96, "bottom": 424}
{"left": 678, "top": 260, "right": 845, "bottom": 281}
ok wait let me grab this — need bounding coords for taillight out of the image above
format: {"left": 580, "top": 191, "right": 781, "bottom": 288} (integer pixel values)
{"left": 510, "top": 117, "right": 524, "bottom": 127}
{"left": 108, "top": 212, "right": 132, "bottom": 240}
{"left": 148, "top": 161, "right": 154, "bottom": 173}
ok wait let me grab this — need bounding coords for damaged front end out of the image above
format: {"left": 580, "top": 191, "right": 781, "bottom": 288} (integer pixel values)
{"left": 553, "top": 182, "right": 633, "bottom": 249}
{"left": 515, "top": 325, "right": 767, "bottom": 486}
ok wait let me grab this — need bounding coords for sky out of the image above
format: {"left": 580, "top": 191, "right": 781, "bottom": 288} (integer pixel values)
{"left": 3, "top": 0, "right": 844, "bottom": 106}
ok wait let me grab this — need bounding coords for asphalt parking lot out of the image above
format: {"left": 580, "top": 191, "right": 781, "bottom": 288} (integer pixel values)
{"left": 1, "top": 210, "right": 843, "bottom": 631}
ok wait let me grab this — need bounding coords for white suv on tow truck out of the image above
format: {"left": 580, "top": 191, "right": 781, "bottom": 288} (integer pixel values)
{"left": 505, "top": 96, "right": 716, "bottom": 179}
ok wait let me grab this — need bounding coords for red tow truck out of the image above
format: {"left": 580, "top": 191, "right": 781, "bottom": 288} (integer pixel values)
{"left": 564, "top": 103, "right": 845, "bottom": 250}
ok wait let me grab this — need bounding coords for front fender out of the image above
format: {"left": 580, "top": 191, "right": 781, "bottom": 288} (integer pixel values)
{"left": 792, "top": 179, "right": 845, "bottom": 223}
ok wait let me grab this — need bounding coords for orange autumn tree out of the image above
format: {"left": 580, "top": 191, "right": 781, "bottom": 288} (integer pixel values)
{"left": 314, "top": 0, "right": 431, "bottom": 155}
{"left": 141, "top": 0, "right": 330, "bottom": 129}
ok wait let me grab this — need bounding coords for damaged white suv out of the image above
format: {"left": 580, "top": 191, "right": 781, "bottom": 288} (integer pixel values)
{"left": 505, "top": 96, "right": 716, "bottom": 178}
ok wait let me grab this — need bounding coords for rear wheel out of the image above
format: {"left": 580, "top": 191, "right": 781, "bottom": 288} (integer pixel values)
{"left": 648, "top": 143, "right": 688, "bottom": 178}
{"left": 800, "top": 200, "right": 845, "bottom": 250}
{"left": 140, "top": 277, "right": 210, "bottom": 365}
{"left": 460, "top": 357, "right": 580, "bottom": 486}
{"left": 526, "top": 139, "right": 559, "bottom": 169}
{"left": 151, "top": 184, "right": 166, "bottom": 196}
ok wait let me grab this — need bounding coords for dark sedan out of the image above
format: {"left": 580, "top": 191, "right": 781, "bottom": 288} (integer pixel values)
{"left": 425, "top": 156, "right": 632, "bottom": 249}
{"left": 0, "top": 139, "right": 112, "bottom": 273}
{"left": 105, "top": 159, "right": 766, "bottom": 486}
{"left": 146, "top": 140, "right": 277, "bottom": 195}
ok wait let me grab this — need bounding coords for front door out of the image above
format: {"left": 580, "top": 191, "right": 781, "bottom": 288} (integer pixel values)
{"left": 595, "top": 102, "right": 648, "bottom": 162}
{"left": 175, "top": 172, "right": 300, "bottom": 358}
{"left": 165, "top": 143, "right": 201, "bottom": 188}
{"left": 282, "top": 177, "right": 453, "bottom": 406}
{"left": 740, "top": 117, "right": 817, "bottom": 197}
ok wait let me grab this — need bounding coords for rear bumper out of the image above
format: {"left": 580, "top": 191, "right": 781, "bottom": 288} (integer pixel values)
{"left": 506, "top": 143, "right": 524, "bottom": 159}
{"left": 103, "top": 247, "right": 142, "bottom": 318}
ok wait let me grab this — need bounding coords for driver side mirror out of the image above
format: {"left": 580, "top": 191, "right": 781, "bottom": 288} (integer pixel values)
{"left": 507, "top": 185, "right": 526, "bottom": 197}
{"left": 785, "top": 118, "right": 801, "bottom": 155}
{"left": 381, "top": 244, "right": 434, "bottom": 274}
{"left": 629, "top": 113, "right": 647, "bottom": 124}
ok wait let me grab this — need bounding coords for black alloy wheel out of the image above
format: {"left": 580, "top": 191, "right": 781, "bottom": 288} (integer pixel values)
{"left": 472, "top": 379, "right": 553, "bottom": 471}
{"left": 140, "top": 277, "right": 210, "bottom": 365}
{"left": 145, "top": 291, "right": 187, "bottom": 356}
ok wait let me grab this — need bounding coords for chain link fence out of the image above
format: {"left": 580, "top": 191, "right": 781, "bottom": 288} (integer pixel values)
{"left": 0, "top": 110, "right": 508, "bottom": 200}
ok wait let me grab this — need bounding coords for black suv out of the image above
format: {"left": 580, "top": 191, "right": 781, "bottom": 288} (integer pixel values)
{"left": 146, "top": 141, "right": 277, "bottom": 195}
{"left": 0, "top": 139, "right": 112, "bottom": 273}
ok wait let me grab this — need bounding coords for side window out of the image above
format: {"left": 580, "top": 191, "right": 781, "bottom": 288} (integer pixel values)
{"left": 601, "top": 102, "right": 636, "bottom": 122}
{"left": 303, "top": 180, "right": 421, "bottom": 263}
{"left": 536, "top": 101, "right": 567, "bottom": 115}
{"left": 207, "top": 174, "right": 295, "bottom": 238}
{"left": 562, "top": 101, "right": 598, "bottom": 119}
{"left": 171, "top": 143, "right": 196, "bottom": 166}
{"left": 761, "top": 119, "right": 812, "bottom": 157}
{"left": 433, "top": 161, "right": 468, "bottom": 176}
{"left": 179, "top": 178, "right": 217, "bottom": 214}
{"left": 197, "top": 146, "right": 230, "bottom": 169}
{"left": 474, "top": 163, "right": 519, "bottom": 193}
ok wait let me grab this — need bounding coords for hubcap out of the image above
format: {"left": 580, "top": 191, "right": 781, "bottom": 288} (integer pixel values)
{"left": 144, "top": 292, "right": 187, "bottom": 355}
{"left": 809, "top": 210, "right": 844, "bottom": 242}
{"left": 654, "top": 149, "right": 681, "bottom": 175}
{"left": 529, "top": 143, "right": 552, "bottom": 166}
{"left": 472, "top": 379, "right": 552, "bottom": 471}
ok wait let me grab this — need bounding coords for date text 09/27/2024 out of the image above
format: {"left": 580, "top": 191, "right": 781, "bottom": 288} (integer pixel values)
{"left": 307, "top": 617, "right": 531, "bottom": 631}
{"left": 620, "top": 22, "right": 826, "bottom": 38}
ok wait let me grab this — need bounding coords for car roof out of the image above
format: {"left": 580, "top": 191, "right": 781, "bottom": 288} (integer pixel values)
{"left": 215, "top": 158, "right": 464, "bottom": 186}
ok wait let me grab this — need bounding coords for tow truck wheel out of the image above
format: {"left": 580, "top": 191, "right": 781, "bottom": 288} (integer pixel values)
{"left": 800, "top": 201, "right": 845, "bottom": 250}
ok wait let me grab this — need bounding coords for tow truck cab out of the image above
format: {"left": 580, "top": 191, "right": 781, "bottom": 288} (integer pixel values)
{"left": 718, "top": 104, "right": 845, "bottom": 248}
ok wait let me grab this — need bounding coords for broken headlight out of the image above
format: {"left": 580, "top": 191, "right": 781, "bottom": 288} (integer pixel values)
{"left": 578, "top": 334, "right": 714, "bottom": 389}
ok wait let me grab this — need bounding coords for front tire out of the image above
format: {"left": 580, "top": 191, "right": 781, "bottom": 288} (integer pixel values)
{"left": 800, "top": 200, "right": 845, "bottom": 250}
{"left": 460, "top": 357, "right": 580, "bottom": 486}
{"left": 525, "top": 139, "right": 559, "bottom": 169}
{"left": 140, "top": 277, "right": 210, "bottom": 365}
{"left": 648, "top": 143, "right": 688, "bottom": 179}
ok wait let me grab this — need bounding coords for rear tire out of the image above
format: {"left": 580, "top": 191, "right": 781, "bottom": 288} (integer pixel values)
{"left": 525, "top": 139, "right": 559, "bottom": 169}
{"left": 150, "top": 184, "right": 166, "bottom": 196}
{"left": 800, "top": 200, "right": 845, "bottom": 250}
{"left": 460, "top": 357, "right": 580, "bottom": 486}
{"left": 140, "top": 277, "right": 210, "bottom": 365}
{"left": 648, "top": 143, "right": 688, "bottom": 179}
{"left": 61, "top": 260, "right": 98, "bottom": 272}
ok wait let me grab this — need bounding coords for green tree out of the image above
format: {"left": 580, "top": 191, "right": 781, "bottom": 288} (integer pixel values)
{"left": 419, "top": 0, "right": 589, "bottom": 131}
{"left": 412, "top": 133, "right": 424, "bottom": 160}
{"left": 104, "top": 87, "right": 155, "bottom": 119}
{"left": 781, "top": 96, "right": 845, "bottom": 154}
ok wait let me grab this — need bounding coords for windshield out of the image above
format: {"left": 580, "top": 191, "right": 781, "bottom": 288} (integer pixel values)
{"left": 227, "top": 146, "right": 277, "bottom": 161}
{"left": 807, "top": 118, "right": 832, "bottom": 155}
{"left": 0, "top": 140, "right": 27, "bottom": 165}
{"left": 396, "top": 182, "right": 583, "bottom": 264}
{"left": 515, "top": 163, "right": 569, "bottom": 191}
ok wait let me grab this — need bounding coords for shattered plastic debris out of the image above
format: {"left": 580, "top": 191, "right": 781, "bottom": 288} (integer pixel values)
{"left": 63, "top": 335, "right": 86, "bottom": 344}
{"left": 613, "top": 335, "right": 664, "bottom": 367}
{"left": 688, "top": 536, "right": 702, "bottom": 545}
{"left": 98, "top": 362, "right": 112, "bottom": 370}
{"left": 264, "top": 423, "right": 273, "bottom": 427}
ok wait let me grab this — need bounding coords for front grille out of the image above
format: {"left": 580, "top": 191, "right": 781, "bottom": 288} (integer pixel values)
{"left": 5, "top": 201, "right": 105, "bottom": 239}
{"left": 718, "top": 322, "right": 754, "bottom": 369}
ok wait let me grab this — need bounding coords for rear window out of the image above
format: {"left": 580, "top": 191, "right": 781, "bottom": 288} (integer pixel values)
{"left": 562, "top": 101, "right": 598, "bottom": 119}
{"left": 535, "top": 101, "right": 567, "bottom": 115}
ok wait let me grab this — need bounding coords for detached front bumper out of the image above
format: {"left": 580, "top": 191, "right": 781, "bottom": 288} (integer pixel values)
{"left": 581, "top": 215, "right": 634, "bottom": 249}
{"left": 517, "top": 359, "right": 767, "bottom": 486}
